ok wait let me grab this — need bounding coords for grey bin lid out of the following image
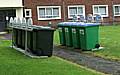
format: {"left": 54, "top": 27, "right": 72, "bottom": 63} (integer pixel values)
{"left": 33, "top": 25, "right": 55, "bottom": 30}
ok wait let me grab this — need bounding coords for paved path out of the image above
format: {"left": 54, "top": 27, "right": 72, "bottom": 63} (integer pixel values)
{"left": 2, "top": 34, "right": 12, "bottom": 40}
{"left": 53, "top": 46, "right": 120, "bottom": 75}
{"left": 0, "top": 33, "right": 12, "bottom": 40}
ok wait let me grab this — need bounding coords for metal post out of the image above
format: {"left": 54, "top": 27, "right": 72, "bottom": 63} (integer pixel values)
{"left": 9, "top": 17, "right": 14, "bottom": 48}
{"left": 11, "top": 25, "right": 13, "bottom": 48}
{"left": 25, "top": 20, "right": 28, "bottom": 53}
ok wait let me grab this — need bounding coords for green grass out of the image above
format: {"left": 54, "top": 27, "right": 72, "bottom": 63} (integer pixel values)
{"left": 93, "top": 25, "right": 120, "bottom": 60}
{"left": 54, "top": 30, "right": 60, "bottom": 45}
{"left": 54, "top": 25, "right": 120, "bottom": 61}
{"left": 0, "top": 40, "right": 103, "bottom": 75}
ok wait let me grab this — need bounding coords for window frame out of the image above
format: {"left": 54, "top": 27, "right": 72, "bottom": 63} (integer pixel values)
{"left": 68, "top": 5, "right": 85, "bottom": 18}
{"left": 92, "top": 5, "right": 108, "bottom": 17}
{"left": 24, "top": 9, "right": 32, "bottom": 18}
{"left": 37, "top": 6, "right": 61, "bottom": 20}
{"left": 113, "top": 5, "right": 120, "bottom": 16}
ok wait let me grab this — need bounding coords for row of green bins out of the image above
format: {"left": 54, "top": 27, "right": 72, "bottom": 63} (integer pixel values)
{"left": 58, "top": 22, "right": 79, "bottom": 48}
{"left": 58, "top": 22, "right": 100, "bottom": 50}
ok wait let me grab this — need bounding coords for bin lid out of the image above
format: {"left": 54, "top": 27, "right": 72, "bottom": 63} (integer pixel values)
{"left": 33, "top": 25, "right": 55, "bottom": 30}
{"left": 58, "top": 22, "right": 81, "bottom": 26}
{"left": 58, "top": 22, "right": 71, "bottom": 26}
{"left": 58, "top": 22, "right": 100, "bottom": 27}
{"left": 79, "top": 23, "right": 100, "bottom": 27}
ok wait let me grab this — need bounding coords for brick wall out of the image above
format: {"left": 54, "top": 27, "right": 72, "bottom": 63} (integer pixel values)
{"left": 24, "top": 0, "right": 120, "bottom": 26}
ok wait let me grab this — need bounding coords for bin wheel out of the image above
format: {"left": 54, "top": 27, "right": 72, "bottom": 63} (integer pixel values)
{"left": 48, "top": 55, "right": 52, "bottom": 57}
{"left": 95, "top": 44, "right": 100, "bottom": 48}
{"left": 36, "top": 50, "right": 42, "bottom": 56}
{"left": 31, "top": 50, "right": 42, "bottom": 56}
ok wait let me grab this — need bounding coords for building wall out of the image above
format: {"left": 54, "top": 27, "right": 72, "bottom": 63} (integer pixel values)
{"left": 16, "top": 8, "right": 23, "bottom": 18}
{"left": 24, "top": 0, "right": 63, "bottom": 26}
{"left": 0, "top": 0, "right": 24, "bottom": 18}
{"left": 0, "top": 0, "right": 23, "bottom": 7}
{"left": 24, "top": 0, "right": 120, "bottom": 26}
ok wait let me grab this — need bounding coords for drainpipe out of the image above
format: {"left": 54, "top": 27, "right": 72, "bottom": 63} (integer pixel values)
{"left": 62, "top": 0, "right": 66, "bottom": 22}
{"left": 112, "top": 0, "right": 114, "bottom": 25}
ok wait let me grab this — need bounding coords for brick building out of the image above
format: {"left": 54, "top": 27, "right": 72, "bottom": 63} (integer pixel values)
{"left": 0, "top": 0, "right": 23, "bottom": 31}
{"left": 1, "top": 0, "right": 120, "bottom": 31}
{"left": 24, "top": 0, "right": 120, "bottom": 26}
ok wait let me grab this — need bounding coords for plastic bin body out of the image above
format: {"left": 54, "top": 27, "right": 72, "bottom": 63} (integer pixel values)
{"left": 32, "top": 28, "right": 55, "bottom": 57}
{"left": 13, "top": 28, "right": 18, "bottom": 46}
{"left": 79, "top": 25, "right": 99, "bottom": 50}
{"left": 58, "top": 22, "right": 99, "bottom": 50}
{"left": 20, "top": 30, "right": 33, "bottom": 50}
{"left": 58, "top": 25, "right": 66, "bottom": 46}
{"left": 27, "top": 31, "right": 33, "bottom": 50}
{"left": 17, "top": 29, "right": 22, "bottom": 48}
{"left": 71, "top": 26, "right": 80, "bottom": 48}
{"left": 64, "top": 25, "right": 72, "bottom": 47}
{"left": 21, "top": 30, "right": 25, "bottom": 49}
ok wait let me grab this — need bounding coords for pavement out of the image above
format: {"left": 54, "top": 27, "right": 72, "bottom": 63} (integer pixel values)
{"left": 0, "top": 33, "right": 12, "bottom": 40}
{"left": 53, "top": 46, "right": 120, "bottom": 75}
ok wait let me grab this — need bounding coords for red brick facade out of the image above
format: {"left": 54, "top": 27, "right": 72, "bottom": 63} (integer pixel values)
{"left": 24, "top": 0, "right": 120, "bottom": 26}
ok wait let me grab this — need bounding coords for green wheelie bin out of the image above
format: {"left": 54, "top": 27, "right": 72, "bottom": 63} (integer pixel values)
{"left": 64, "top": 23, "right": 73, "bottom": 47}
{"left": 78, "top": 23, "right": 100, "bottom": 50}
{"left": 57, "top": 23, "right": 66, "bottom": 46}
{"left": 71, "top": 23, "right": 81, "bottom": 49}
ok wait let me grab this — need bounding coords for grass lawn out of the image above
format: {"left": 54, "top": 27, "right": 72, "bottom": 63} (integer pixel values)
{"left": 0, "top": 40, "right": 103, "bottom": 75}
{"left": 54, "top": 25, "right": 120, "bottom": 61}
{"left": 93, "top": 25, "right": 120, "bottom": 60}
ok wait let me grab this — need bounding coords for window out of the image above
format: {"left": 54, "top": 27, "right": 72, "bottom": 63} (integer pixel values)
{"left": 114, "top": 5, "right": 120, "bottom": 16}
{"left": 25, "top": 9, "right": 32, "bottom": 17}
{"left": 93, "top": 5, "right": 108, "bottom": 17}
{"left": 68, "top": 5, "right": 85, "bottom": 18}
{"left": 37, "top": 6, "right": 61, "bottom": 20}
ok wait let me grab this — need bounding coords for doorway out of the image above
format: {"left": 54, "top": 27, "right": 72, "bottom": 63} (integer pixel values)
{"left": 0, "top": 9, "right": 16, "bottom": 31}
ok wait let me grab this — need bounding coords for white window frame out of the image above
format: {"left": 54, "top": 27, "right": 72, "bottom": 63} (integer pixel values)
{"left": 113, "top": 5, "right": 120, "bottom": 16}
{"left": 92, "top": 5, "right": 108, "bottom": 17}
{"left": 24, "top": 9, "right": 32, "bottom": 17}
{"left": 37, "top": 6, "right": 61, "bottom": 20}
{"left": 68, "top": 5, "right": 85, "bottom": 18}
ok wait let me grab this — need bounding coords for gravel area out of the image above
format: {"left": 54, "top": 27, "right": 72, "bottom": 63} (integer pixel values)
{"left": 53, "top": 46, "right": 120, "bottom": 75}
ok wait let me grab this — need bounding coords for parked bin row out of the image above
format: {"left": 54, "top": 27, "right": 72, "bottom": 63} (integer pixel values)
{"left": 13, "top": 26, "right": 55, "bottom": 57}
{"left": 58, "top": 22, "right": 100, "bottom": 50}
